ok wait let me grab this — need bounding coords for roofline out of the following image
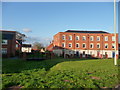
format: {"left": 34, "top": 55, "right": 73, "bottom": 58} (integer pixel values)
{"left": 65, "top": 30, "right": 109, "bottom": 33}
{"left": 0, "top": 30, "right": 16, "bottom": 32}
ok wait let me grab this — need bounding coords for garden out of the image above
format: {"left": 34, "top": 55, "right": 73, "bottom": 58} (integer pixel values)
{"left": 2, "top": 58, "right": 120, "bottom": 88}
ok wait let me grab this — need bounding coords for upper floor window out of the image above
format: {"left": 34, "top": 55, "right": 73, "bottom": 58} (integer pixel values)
{"left": 69, "top": 43, "right": 72, "bottom": 48}
{"left": 90, "top": 36, "right": 94, "bottom": 41}
{"left": 97, "top": 43, "right": 100, "bottom": 48}
{"left": 76, "top": 43, "right": 79, "bottom": 48}
{"left": 105, "top": 36, "right": 108, "bottom": 41}
{"left": 97, "top": 36, "right": 100, "bottom": 41}
{"left": 112, "top": 36, "right": 115, "bottom": 41}
{"left": 90, "top": 43, "right": 94, "bottom": 48}
{"left": 112, "top": 43, "right": 115, "bottom": 48}
{"left": 105, "top": 43, "right": 108, "bottom": 48}
{"left": 76, "top": 36, "right": 79, "bottom": 40}
{"left": 82, "top": 36, "right": 86, "bottom": 41}
{"left": 62, "top": 35, "right": 65, "bottom": 40}
{"left": 2, "top": 40, "right": 8, "bottom": 45}
{"left": 69, "top": 35, "right": 72, "bottom": 40}
{"left": 82, "top": 43, "right": 86, "bottom": 48}
{"left": 62, "top": 43, "right": 65, "bottom": 47}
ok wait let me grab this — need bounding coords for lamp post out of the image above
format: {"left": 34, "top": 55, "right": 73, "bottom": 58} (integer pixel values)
{"left": 114, "top": 0, "right": 117, "bottom": 65}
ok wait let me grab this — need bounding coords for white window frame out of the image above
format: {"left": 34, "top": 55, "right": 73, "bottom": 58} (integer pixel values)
{"left": 2, "top": 40, "right": 8, "bottom": 45}
{"left": 68, "top": 43, "right": 72, "bottom": 48}
{"left": 76, "top": 36, "right": 79, "bottom": 40}
{"left": 62, "top": 42, "right": 65, "bottom": 47}
{"left": 112, "top": 43, "right": 115, "bottom": 48}
{"left": 97, "top": 36, "right": 100, "bottom": 41}
{"left": 105, "top": 36, "right": 108, "bottom": 41}
{"left": 90, "top": 36, "right": 94, "bottom": 41}
{"left": 112, "top": 36, "right": 115, "bottom": 41}
{"left": 69, "top": 35, "right": 72, "bottom": 40}
{"left": 82, "top": 36, "right": 86, "bottom": 41}
{"left": 90, "top": 43, "right": 94, "bottom": 48}
{"left": 76, "top": 43, "right": 79, "bottom": 48}
{"left": 82, "top": 43, "right": 86, "bottom": 48}
{"left": 105, "top": 43, "right": 108, "bottom": 48}
{"left": 62, "top": 35, "right": 65, "bottom": 40}
{"left": 97, "top": 43, "right": 100, "bottom": 48}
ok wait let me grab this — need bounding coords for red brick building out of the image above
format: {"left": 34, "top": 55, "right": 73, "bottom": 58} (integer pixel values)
{"left": 47, "top": 30, "right": 119, "bottom": 58}
{"left": 1, "top": 30, "right": 16, "bottom": 57}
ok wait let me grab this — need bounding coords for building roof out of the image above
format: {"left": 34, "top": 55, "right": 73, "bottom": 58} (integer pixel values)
{"left": 0, "top": 30, "right": 16, "bottom": 33}
{"left": 65, "top": 30, "right": 109, "bottom": 34}
{"left": 22, "top": 44, "right": 31, "bottom": 47}
{"left": 1, "top": 30, "right": 16, "bottom": 40}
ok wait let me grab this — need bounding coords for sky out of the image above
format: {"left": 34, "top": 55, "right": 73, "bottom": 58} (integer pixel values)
{"left": 2, "top": 2, "right": 119, "bottom": 46}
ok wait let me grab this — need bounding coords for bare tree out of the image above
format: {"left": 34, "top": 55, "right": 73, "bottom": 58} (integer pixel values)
{"left": 32, "top": 42, "right": 44, "bottom": 50}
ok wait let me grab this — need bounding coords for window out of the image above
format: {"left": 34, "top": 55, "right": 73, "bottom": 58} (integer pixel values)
{"left": 112, "top": 43, "right": 115, "bottom": 48}
{"left": 82, "top": 43, "right": 86, "bottom": 48}
{"left": 2, "top": 48, "right": 7, "bottom": 54}
{"left": 76, "top": 36, "right": 79, "bottom": 40}
{"left": 62, "top": 35, "right": 65, "bottom": 40}
{"left": 112, "top": 36, "right": 115, "bottom": 41}
{"left": 62, "top": 43, "right": 65, "bottom": 47}
{"left": 90, "top": 43, "right": 93, "bottom": 48}
{"left": 105, "top": 36, "right": 108, "bottom": 41}
{"left": 90, "top": 36, "right": 94, "bottom": 41}
{"left": 2, "top": 40, "right": 7, "bottom": 45}
{"left": 105, "top": 43, "right": 108, "bottom": 48}
{"left": 16, "top": 44, "right": 18, "bottom": 48}
{"left": 97, "top": 43, "right": 100, "bottom": 48}
{"left": 69, "top": 43, "right": 72, "bottom": 48}
{"left": 82, "top": 36, "right": 86, "bottom": 41}
{"left": 69, "top": 35, "right": 72, "bottom": 40}
{"left": 97, "top": 36, "right": 100, "bottom": 41}
{"left": 83, "top": 51, "right": 85, "bottom": 55}
{"left": 76, "top": 43, "right": 79, "bottom": 48}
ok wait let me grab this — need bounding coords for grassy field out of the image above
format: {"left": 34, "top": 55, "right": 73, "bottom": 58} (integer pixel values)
{"left": 2, "top": 58, "right": 120, "bottom": 88}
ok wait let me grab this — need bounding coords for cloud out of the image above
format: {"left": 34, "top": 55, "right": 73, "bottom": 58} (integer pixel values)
{"left": 23, "top": 28, "right": 32, "bottom": 33}
{"left": 24, "top": 36, "right": 52, "bottom": 47}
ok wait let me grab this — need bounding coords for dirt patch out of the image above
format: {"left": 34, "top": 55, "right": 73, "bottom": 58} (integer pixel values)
{"left": 8, "top": 86, "right": 23, "bottom": 89}
{"left": 91, "top": 76, "right": 101, "bottom": 80}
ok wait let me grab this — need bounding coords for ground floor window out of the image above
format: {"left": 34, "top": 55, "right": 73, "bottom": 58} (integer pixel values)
{"left": 83, "top": 51, "right": 85, "bottom": 55}
{"left": 2, "top": 48, "right": 7, "bottom": 54}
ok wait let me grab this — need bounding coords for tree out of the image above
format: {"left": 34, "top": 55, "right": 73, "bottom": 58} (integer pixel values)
{"left": 32, "top": 42, "right": 44, "bottom": 50}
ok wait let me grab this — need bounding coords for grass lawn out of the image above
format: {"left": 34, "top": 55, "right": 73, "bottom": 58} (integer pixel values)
{"left": 2, "top": 58, "right": 120, "bottom": 88}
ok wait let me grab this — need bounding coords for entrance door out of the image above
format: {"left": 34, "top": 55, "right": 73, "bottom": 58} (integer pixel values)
{"left": 83, "top": 51, "right": 85, "bottom": 57}
{"left": 76, "top": 51, "right": 79, "bottom": 57}
{"left": 112, "top": 52, "right": 115, "bottom": 58}
{"left": 97, "top": 51, "right": 100, "bottom": 58}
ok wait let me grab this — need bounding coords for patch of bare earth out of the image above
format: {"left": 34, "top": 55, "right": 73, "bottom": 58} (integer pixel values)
{"left": 91, "top": 76, "right": 101, "bottom": 80}
{"left": 8, "top": 86, "right": 23, "bottom": 90}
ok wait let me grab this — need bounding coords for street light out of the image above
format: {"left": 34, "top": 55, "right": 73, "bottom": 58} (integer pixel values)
{"left": 114, "top": 0, "right": 117, "bottom": 65}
